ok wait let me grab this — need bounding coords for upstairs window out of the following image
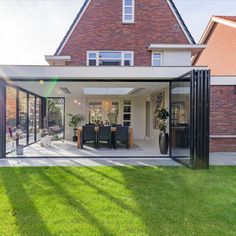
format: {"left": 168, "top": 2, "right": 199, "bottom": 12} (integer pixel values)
{"left": 123, "top": 0, "right": 135, "bottom": 23}
{"left": 87, "top": 51, "right": 134, "bottom": 66}
{"left": 152, "top": 52, "right": 163, "bottom": 67}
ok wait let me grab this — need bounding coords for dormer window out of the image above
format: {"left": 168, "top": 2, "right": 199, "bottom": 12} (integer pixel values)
{"left": 87, "top": 51, "right": 134, "bottom": 66}
{"left": 123, "top": 0, "right": 135, "bottom": 24}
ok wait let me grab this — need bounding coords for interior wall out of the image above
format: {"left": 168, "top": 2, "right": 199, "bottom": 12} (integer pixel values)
{"left": 149, "top": 86, "right": 170, "bottom": 147}
{"left": 64, "top": 95, "right": 147, "bottom": 141}
{"left": 65, "top": 96, "right": 87, "bottom": 140}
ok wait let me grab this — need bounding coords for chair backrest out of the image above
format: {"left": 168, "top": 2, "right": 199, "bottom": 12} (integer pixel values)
{"left": 82, "top": 125, "right": 95, "bottom": 141}
{"left": 115, "top": 126, "right": 129, "bottom": 141}
{"left": 99, "top": 126, "right": 111, "bottom": 141}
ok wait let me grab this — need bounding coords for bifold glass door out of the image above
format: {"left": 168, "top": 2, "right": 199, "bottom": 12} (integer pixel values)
{"left": 170, "top": 80, "right": 191, "bottom": 166}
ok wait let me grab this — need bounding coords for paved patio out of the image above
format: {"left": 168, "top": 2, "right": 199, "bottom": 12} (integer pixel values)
{"left": 0, "top": 153, "right": 236, "bottom": 167}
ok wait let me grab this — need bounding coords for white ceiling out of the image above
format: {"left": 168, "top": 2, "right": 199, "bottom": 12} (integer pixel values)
{"left": 12, "top": 81, "right": 169, "bottom": 98}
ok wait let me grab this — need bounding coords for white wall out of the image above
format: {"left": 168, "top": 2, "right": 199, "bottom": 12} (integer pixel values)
{"left": 65, "top": 96, "right": 87, "bottom": 140}
{"left": 133, "top": 97, "right": 146, "bottom": 140}
{"left": 163, "top": 50, "right": 191, "bottom": 66}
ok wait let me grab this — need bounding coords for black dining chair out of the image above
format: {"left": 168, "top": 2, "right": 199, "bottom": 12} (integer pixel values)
{"left": 113, "top": 126, "right": 129, "bottom": 149}
{"left": 97, "top": 126, "right": 112, "bottom": 149}
{"left": 81, "top": 125, "right": 96, "bottom": 148}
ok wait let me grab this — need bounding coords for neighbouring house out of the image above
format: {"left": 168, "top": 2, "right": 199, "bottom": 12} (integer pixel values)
{"left": 193, "top": 16, "right": 236, "bottom": 152}
{"left": 0, "top": 0, "right": 210, "bottom": 169}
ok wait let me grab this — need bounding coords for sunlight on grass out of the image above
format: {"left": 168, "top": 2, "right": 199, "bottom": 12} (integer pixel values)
{"left": 0, "top": 166, "right": 236, "bottom": 235}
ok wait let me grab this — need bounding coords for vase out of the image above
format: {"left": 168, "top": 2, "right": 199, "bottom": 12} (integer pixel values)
{"left": 159, "top": 132, "right": 169, "bottom": 154}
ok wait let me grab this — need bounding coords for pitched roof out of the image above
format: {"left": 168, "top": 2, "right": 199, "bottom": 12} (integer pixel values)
{"left": 214, "top": 16, "right": 236, "bottom": 23}
{"left": 199, "top": 15, "right": 236, "bottom": 45}
{"left": 55, "top": 0, "right": 195, "bottom": 55}
{"left": 192, "top": 15, "right": 236, "bottom": 64}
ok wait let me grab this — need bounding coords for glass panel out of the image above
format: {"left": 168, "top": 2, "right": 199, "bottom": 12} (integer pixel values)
{"left": 125, "top": 0, "right": 132, "bottom": 6}
{"left": 89, "top": 59, "right": 96, "bottom": 66}
{"left": 125, "top": 15, "right": 132, "bottom": 21}
{"left": 36, "top": 97, "right": 42, "bottom": 141}
{"left": 99, "top": 52, "right": 121, "bottom": 59}
{"left": 6, "top": 87, "right": 17, "bottom": 153}
{"left": 171, "top": 81, "right": 191, "bottom": 165}
{"left": 153, "top": 53, "right": 161, "bottom": 60}
{"left": 124, "top": 53, "right": 132, "bottom": 59}
{"left": 153, "top": 60, "right": 161, "bottom": 67}
{"left": 47, "top": 98, "right": 65, "bottom": 140}
{"left": 123, "top": 122, "right": 130, "bottom": 127}
{"left": 123, "top": 114, "right": 131, "bottom": 121}
{"left": 124, "top": 100, "right": 131, "bottom": 105}
{"left": 89, "top": 102, "right": 102, "bottom": 124}
{"left": 124, "top": 106, "right": 131, "bottom": 113}
{"left": 99, "top": 59, "right": 121, "bottom": 66}
{"left": 89, "top": 53, "right": 96, "bottom": 59}
{"left": 19, "top": 91, "right": 27, "bottom": 146}
{"left": 28, "top": 95, "right": 35, "bottom": 144}
{"left": 125, "top": 7, "right": 132, "bottom": 14}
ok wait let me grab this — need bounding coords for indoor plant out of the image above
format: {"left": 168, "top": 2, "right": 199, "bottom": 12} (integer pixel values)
{"left": 67, "top": 113, "right": 85, "bottom": 142}
{"left": 156, "top": 107, "right": 169, "bottom": 154}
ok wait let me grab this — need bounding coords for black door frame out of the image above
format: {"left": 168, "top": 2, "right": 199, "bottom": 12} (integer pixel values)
{"left": 169, "top": 70, "right": 210, "bottom": 169}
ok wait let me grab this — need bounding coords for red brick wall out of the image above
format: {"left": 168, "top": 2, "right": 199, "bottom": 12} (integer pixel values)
{"left": 210, "top": 85, "right": 236, "bottom": 152}
{"left": 59, "top": 0, "right": 190, "bottom": 65}
{"left": 210, "top": 138, "right": 236, "bottom": 152}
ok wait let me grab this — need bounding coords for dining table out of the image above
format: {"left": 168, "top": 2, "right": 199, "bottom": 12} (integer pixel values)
{"left": 76, "top": 126, "right": 134, "bottom": 148}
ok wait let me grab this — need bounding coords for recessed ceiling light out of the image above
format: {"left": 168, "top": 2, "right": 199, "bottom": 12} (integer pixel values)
{"left": 74, "top": 100, "right": 78, "bottom": 104}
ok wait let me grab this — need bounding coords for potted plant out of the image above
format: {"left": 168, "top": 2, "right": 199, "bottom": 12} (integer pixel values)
{"left": 67, "top": 113, "right": 85, "bottom": 142}
{"left": 156, "top": 107, "right": 169, "bottom": 154}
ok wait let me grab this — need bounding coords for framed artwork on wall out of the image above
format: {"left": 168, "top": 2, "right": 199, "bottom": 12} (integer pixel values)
{"left": 153, "top": 91, "right": 165, "bottom": 129}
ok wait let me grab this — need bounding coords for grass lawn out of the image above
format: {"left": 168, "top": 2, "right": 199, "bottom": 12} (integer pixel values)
{"left": 0, "top": 166, "right": 236, "bottom": 236}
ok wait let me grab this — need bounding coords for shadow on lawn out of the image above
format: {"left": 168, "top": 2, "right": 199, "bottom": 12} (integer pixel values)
{"left": 37, "top": 168, "right": 114, "bottom": 236}
{"left": 0, "top": 169, "right": 52, "bottom": 236}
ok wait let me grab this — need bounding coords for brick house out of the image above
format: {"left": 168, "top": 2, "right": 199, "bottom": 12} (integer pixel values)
{"left": 0, "top": 0, "right": 210, "bottom": 169}
{"left": 193, "top": 16, "right": 236, "bottom": 152}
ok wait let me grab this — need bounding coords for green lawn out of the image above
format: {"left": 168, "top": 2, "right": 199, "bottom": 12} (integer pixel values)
{"left": 0, "top": 166, "right": 236, "bottom": 236}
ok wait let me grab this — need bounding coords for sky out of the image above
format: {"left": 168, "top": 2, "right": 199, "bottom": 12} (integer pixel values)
{"left": 0, "top": 0, "right": 235, "bottom": 65}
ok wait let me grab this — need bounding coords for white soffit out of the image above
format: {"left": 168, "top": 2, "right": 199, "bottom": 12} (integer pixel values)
{"left": 45, "top": 55, "right": 71, "bottom": 66}
{"left": 148, "top": 44, "right": 206, "bottom": 56}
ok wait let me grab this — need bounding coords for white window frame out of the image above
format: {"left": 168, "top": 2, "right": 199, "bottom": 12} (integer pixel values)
{"left": 152, "top": 51, "right": 163, "bottom": 67}
{"left": 87, "top": 51, "right": 134, "bottom": 66}
{"left": 122, "top": 0, "right": 135, "bottom": 24}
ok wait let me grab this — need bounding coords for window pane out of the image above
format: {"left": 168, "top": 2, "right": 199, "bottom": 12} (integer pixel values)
{"left": 125, "top": 7, "right": 132, "bottom": 14}
{"left": 124, "top": 106, "right": 131, "bottom": 113}
{"left": 47, "top": 98, "right": 64, "bottom": 140}
{"left": 124, "top": 53, "right": 132, "bottom": 59}
{"left": 123, "top": 114, "right": 131, "bottom": 120}
{"left": 153, "top": 60, "right": 161, "bottom": 67}
{"left": 6, "top": 87, "right": 17, "bottom": 153}
{"left": 99, "top": 52, "right": 122, "bottom": 59}
{"left": 28, "top": 95, "right": 35, "bottom": 144}
{"left": 125, "top": 15, "right": 132, "bottom": 20}
{"left": 153, "top": 53, "right": 161, "bottom": 60}
{"left": 89, "top": 59, "right": 96, "bottom": 66}
{"left": 99, "top": 59, "right": 121, "bottom": 66}
{"left": 89, "top": 53, "right": 96, "bottom": 59}
{"left": 124, "top": 59, "right": 131, "bottom": 66}
{"left": 125, "top": 0, "right": 132, "bottom": 6}
{"left": 19, "top": 91, "right": 27, "bottom": 146}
